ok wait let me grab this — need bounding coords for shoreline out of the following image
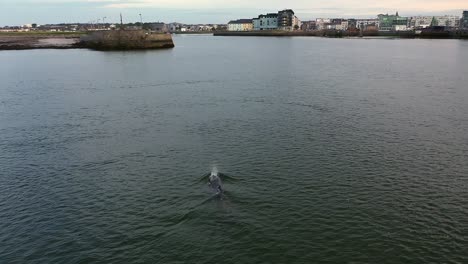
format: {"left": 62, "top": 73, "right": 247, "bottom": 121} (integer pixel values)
{"left": 2, "top": 30, "right": 467, "bottom": 51}
{"left": 213, "top": 30, "right": 468, "bottom": 39}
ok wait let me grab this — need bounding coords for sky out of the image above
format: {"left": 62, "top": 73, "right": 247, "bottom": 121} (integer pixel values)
{"left": 0, "top": 0, "right": 467, "bottom": 26}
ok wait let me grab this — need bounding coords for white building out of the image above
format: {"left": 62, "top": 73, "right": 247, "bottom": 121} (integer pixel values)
{"left": 315, "top": 18, "right": 331, "bottom": 30}
{"left": 253, "top": 13, "right": 278, "bottom": 30}
{"left": 409, "top": 16, "right": 432, "bottom": 28}
{"left": 393, "top": 25, "right": 408, "bottom": 31}
{"left": 409, "top": 16, "right": 460, "bottom": 29}
{"left": 293, "top": 16, "right": 301, "bottom": 31}
{"left": 436, "top": 16, "right": 460, "bottom": 28}
{"left": 356, "top": 19, "right": 380, "bottom": 29}
{"left": 339, "top": 20, "right": 349, "bottom": 31}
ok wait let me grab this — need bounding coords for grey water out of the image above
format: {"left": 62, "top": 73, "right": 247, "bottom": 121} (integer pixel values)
{"left": 1, "top": 35, "right": 468, "bottom": 263}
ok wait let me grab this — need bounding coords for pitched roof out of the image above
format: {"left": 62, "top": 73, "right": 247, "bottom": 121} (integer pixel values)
{"left": 228, "top": 19, "right": 253, "bottom": 24}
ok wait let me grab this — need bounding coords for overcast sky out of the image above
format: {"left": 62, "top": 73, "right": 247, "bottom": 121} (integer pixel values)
{"left": 1, "top": 0, "right": 467, "bottom": 26}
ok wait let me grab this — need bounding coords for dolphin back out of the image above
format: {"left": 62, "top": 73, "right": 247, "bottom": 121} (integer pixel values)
{"left": 209, "top": 173, "right": 223, "bottom": 194}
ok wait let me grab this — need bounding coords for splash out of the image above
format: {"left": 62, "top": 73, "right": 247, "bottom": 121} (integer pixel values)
{"left": 211, "top": 166, "right": 218, "bottom": 176}
{"left": 208, "top": 167, "right": 223, "bottom": 195}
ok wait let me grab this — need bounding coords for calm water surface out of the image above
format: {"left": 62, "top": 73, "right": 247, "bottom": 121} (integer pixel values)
{"left": 1, "top": 36, "right": 468, "bottom": 263}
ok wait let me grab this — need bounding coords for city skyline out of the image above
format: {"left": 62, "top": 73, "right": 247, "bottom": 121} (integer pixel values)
{"left": 1, "top": 0, "right": 467, "bottom": 26}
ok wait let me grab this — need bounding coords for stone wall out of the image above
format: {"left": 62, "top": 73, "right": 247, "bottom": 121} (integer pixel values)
{"left": 81, "top": 30, "right": 174, "bottom": 50}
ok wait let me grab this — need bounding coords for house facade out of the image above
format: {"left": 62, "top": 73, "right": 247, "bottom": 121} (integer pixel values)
{"left": 227, "top": 19, "right": 253, "bottom": 31}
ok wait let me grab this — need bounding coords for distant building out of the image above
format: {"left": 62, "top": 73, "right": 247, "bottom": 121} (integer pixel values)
{"left": 227, "top": 19, "right": 253, "bottom": 31}
{"left": 378, "top": 13, "right": 398, "bottom": 31}
{"left": 0, "top": 26, "right": 21, "bottom": 32}
{"left": 293, "top": 16, "right": 301, "bottom": 31}
{"left": 462, "top": 11, "right": 468, "bottom": 29}
{"left": 316, "top": 18, "right": 347, "bottom": 30}
{"left": 378, "top": 12, "right": 408, "bottom": 31}
{"left": 301, "top": 21, "right": 316, "bottom": 31}
{"left": 315, "top": 18, "right": 331, "bottom": 30}
{"left": 148, "top": 22, "right": 167, "bottom": 32}
{"left": 277, "top": 9, "right": 300, "bottom": 31}
{"left": 167, "top": 22, "right": 182, "bottom": 32}
{"left": 435, "top": 16, "right": 460, "bottom": 28}
{"left": 409, "top": 16, "right": 460, "bottom": 29}
{"left": 409, "top": 16, "right": 433, "bottom": 29}
{"left": 340, "top": 20, "right": 349, "bottom": 31}
{"left": 356, "top": 19, "right": 380, "bottom": 30}
{"left": 253, "top": 13, "right": 278, "bottom": 30}
{"left": 251, "top": 9, "right": 300, "bottom": 31}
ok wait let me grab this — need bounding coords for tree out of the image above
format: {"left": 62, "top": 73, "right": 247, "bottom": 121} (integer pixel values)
{"left": 430, "top": 17, "right": 438, "bottom": 27}
{"left": 142, "top": 23, "right": 152, "bottom": 30}
{"left": 294, "top": 25, "right": 299, "bottom": 30}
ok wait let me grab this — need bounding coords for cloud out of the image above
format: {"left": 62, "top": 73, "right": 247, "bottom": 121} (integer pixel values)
{"left": 99, "top": 0, "right": 467, "bottom": 12}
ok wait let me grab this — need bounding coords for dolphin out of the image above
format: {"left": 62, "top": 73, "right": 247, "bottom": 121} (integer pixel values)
{"left": 208, "top": 171, "right": 223, "bottom": 195}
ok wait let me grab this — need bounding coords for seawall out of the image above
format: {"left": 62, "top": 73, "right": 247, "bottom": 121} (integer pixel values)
{"left": 80, "top": 30, "right": 174, "bottom": 50}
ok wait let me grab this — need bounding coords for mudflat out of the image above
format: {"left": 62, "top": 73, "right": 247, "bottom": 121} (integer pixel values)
{"left": 0, "top": 33, "right": 84, "bottom": 50}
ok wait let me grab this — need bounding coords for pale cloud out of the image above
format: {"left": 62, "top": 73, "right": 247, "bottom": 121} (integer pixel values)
{"left": 87, "top": 0, "right": 120, "bottom": 2}
{"left": 100, "top": 0, "right": 467, "bottom": 12}
{"left": 3, "top": 0, "right": 467, "bottom": 12}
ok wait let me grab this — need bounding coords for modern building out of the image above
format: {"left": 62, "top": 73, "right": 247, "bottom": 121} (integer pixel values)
{"left": 251, "top": 9, "right": 300, "bottom": 31}
{"left": 462, "top": 11, "right": 468, "bottom": 29}
{"left": 356, "top": 19, "right": 380, "bottom": 30}
{"left": 277, "top": 9, "right": 300, "bottom": 31}
{"left": 409, "top": 16, "right": 460, "bottom": 29}
{"left": 227, "top": 19, "right": 253, "bottom": 31}
{"left": 378, "top": 12, "right": 408, "bottom": 31}
{"left": 435, "top": 16, "right": 460, "bottom": 28}
{"left": 253, "top": 13, "right": 278, "bottom": 30}
{"left": 409, "top": 16, "right": 434, "bottom": 28}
